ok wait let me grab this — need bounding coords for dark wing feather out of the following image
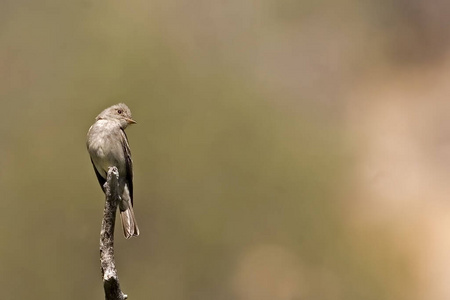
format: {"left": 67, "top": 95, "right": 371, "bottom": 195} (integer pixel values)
{"left": 91, "top": 158, "right": 106, "bottom": 192}
{"left": 121, "top": 129, "right": 134, "bottom": 206}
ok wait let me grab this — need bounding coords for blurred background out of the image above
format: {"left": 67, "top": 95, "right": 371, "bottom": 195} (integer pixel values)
{"left": 1, "top": 0, "right": 450, "bottom": 299}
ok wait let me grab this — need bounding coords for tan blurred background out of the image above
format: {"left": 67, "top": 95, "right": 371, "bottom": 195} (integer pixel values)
{"left": 1, "top": 0, "right": 450, "bottom": 299}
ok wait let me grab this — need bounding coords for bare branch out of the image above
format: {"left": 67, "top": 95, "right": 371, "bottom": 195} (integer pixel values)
{"left": 100, "top": 167, "right": 128, "bottom": 300}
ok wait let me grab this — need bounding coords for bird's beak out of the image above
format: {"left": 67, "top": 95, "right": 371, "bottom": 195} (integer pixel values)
{"left": 125, "top": 118, "right": 137, "bottom": 124}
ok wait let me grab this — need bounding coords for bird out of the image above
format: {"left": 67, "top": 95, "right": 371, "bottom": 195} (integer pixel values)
{"left": 86, "top": 103, "right": 140, "bottom": 238}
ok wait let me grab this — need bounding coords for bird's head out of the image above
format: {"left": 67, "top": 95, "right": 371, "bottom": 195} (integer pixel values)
{"left": 96, "top": 103, "right": 136, "bottom": 129}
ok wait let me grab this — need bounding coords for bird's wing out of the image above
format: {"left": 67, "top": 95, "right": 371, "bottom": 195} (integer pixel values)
{"left": 121, "top": 129, "right": 134, "bottom": 206}
{"left": 91, "top": 158, "right": 106, "bottom": 192}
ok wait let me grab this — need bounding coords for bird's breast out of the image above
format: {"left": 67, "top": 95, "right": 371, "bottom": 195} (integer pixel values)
{"left": 87, "top": 121, "right": 126, "bottom": 176}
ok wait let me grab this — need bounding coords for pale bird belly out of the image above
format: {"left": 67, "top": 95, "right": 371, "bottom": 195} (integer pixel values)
{"left": 89, "top": 136, "right": 125, "bottom": 177}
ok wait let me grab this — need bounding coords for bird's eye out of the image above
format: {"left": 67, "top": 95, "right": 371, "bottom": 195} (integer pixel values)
{"left": 117, "top": 109, "right": 123, "bottom": 114}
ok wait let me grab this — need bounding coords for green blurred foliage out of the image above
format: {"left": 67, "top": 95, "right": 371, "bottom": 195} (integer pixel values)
{"left": 0, "top": 0, "right": 416, "bottom": 299}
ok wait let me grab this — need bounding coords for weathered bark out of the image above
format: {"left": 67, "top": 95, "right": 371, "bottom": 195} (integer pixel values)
{"left": 100, "top": 167, "right": 127, "bottom": 300}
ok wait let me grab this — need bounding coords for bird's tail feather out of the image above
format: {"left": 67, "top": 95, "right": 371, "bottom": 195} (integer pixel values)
{"left": 120, "top": 206, "right": 139, "bottom": 239}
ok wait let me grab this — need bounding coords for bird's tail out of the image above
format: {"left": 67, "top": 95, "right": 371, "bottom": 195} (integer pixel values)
{"left": 119, "top": 205, "right": 140, "bottom": 239}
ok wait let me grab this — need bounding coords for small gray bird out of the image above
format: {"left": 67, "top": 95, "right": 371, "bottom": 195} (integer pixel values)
{"left": 87, "top": 103, "right": 139, "bottom": 238}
